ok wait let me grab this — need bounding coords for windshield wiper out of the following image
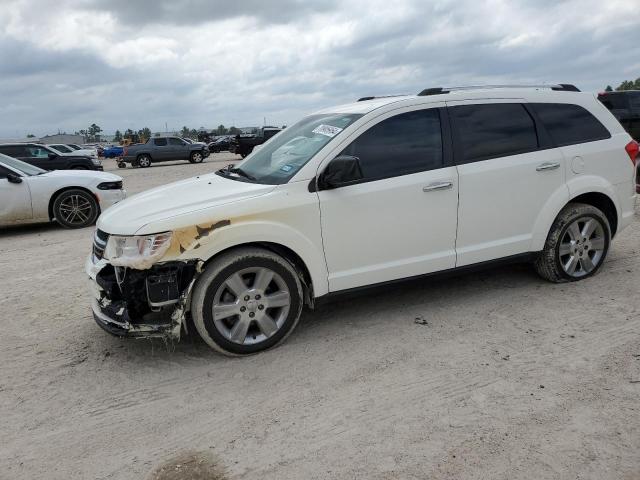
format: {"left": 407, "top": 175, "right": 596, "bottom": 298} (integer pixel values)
{"left": 229, "top": 167, "right": 256, "bottom": 181}
{"left": 216, "top": 164, "right": 258, "bottom": 183}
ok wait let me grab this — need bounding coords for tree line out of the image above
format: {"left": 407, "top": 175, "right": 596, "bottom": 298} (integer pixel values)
{"left": 108, "top": 124, "right": 243, "bottom": 143}
{"left": 604, "top": 77, "right": 640, "bottom": 92}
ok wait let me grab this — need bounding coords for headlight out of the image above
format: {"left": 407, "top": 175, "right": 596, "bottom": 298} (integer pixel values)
{"left": 97, "top": 180, "right": 123, "bottom": 190}
{"left": 91, "top": 158, "right": 102, "bottom": 165}
{"left": 103, "top": 232, "right": 172, "bottom": 268}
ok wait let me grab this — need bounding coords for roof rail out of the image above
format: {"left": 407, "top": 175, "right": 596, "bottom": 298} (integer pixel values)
{"left": 357, "top": 94, "right": 409, "bottom": 102}
{"left": 417, "top": 84, "right": 580, "bottom": 96}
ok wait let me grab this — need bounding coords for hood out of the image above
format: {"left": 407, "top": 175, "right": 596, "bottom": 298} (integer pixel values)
{"left": 97, "top": 172, "right": 276, "bottom": 235}
{"left": 43, "top": 170, "right": 121, "bottom": 182}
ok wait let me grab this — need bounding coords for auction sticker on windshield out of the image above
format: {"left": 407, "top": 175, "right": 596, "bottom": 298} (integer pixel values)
{"left": 312, "top": 124, "right": 343, "bottom": 138}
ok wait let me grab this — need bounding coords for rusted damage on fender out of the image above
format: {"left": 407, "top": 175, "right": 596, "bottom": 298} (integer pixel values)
{"left": 163, "top": 220, "right": 231, "bottom": 259}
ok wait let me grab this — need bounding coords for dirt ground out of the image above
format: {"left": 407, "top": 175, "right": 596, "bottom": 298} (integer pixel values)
{"left": 1, "top": 154, "right": 639, "bottom": 480}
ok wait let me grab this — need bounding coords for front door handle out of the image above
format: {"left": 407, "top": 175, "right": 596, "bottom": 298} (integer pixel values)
{"left": 536, "top": 162, "right": 560, "bottom": 172}
{"left": 423, "top": 181, "right": 453, "bottom": 192}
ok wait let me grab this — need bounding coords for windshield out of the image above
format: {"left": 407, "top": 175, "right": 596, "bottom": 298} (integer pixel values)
{"left": 0, "top": 153, "right": 46, "bottom": 176}
{"left": 228, "top": 113, "right": 362, "bottom": 184}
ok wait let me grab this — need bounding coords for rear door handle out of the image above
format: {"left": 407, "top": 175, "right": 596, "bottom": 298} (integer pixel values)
{"left": 423, "top": 181, "right": 453, "bottom": 192}
{"left": 536, "top": 162, "right": 560, "bottom": 172}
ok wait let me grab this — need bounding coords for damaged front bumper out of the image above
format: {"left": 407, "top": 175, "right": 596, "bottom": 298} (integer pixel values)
{"left": 86, "top": 255, "right": 201, "bottom": 340}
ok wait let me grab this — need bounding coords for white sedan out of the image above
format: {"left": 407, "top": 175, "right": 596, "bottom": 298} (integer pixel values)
{"left": 47, "top": 143, "right": 99, "bottom": 159}
{"left": 0, "top": 154, "right": 126, "bottom": 229}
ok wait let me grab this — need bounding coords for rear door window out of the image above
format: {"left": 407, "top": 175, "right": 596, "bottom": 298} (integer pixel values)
{"left": 340, "top": 108, "right": 443, "bottom": 181}
{"left": 450, "top": 103, "right": 538, "bottom": 164}
{"left": 0, "top": 145, "right": 27, "bottom": 157}
{"left": 530, "top": 103, "right": 611, "bottom": 147}
{"left": 168, "top": 138, "right": 184, "bottom": 146}
{"left": 154, "top": 138, "right": 168, "bottom": 146}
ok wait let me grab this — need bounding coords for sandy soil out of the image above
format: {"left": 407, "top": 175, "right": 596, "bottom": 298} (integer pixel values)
{"left": 1, "top": 154, "right": 639, "bottom": 479}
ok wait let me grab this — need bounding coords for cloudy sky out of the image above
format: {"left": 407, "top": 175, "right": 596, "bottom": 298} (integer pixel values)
{"left": 1, "top": 0, "right": 639, "bottom": 138}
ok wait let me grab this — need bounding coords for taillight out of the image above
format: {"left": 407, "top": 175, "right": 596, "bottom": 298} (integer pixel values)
{"left": 123, "top": 147, "right": 128, "bottom": 156}
{"left": 625, "top": 140, "right": 639, "bottom": 165}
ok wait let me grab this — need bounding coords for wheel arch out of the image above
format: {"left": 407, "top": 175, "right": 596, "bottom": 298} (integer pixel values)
{"left": 567, "top": 192, "right": 618, "bottom": 236}
{"left": 48, "top": 186, "right": 100, "bottom": 220}
{"left": 532, "top": 185, "right": 620, "bottom": 251}
{"left": 198, "top": 241, "right": 318, "bottom": 307}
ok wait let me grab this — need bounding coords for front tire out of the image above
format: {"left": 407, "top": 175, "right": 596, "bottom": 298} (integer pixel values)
{"left": 191, "top": 247, "right": 304, "bottom": 356}
{"left": 137, "top": 155, "right": 151, "bottom": 168}
{"left": 52, "top": 189, "right": 100, "bottom": 229}
{"left": 189, "top": 151, "right": 204, "bottom": 164}
{"left": 534, "top": 203, "right": 611, "bottom": 283}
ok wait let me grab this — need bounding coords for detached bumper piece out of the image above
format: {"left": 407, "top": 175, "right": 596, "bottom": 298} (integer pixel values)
{"left": 92, "top": 261, "right": 198, "bottom": 339}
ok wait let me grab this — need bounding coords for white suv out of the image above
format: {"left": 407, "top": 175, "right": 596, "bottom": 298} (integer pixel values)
{"left": 86, "top": 84, "right": 638, "bottom": 355}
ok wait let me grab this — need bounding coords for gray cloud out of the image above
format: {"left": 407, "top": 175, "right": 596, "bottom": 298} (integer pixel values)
{"left": 0, "top": 0, "right": 638, "bottom": 138}
{"left": 83, "top": 0, "right": 337, "bottom": 25}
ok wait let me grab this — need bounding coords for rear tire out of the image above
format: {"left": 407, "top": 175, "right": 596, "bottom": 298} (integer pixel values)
{"left": 534, "top": 203, "right": 611, "bottom": 283}
{"left": 52, "top": 189, "right": 99, "bottom": 229}
{"left": 191, "top": 247, "right": 304, "bottom": 356}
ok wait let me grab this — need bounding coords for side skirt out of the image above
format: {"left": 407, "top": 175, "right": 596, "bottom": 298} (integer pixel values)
{"left": 314, "top": 252, "right": 538, "bottom": 306}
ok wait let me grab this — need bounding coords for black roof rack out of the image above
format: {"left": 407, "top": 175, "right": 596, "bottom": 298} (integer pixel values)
{"left": 417, "top": 84, "right": 580, "bottom": 96}
{"left": 357, "top": 94, "right": 409, "bottom": 102}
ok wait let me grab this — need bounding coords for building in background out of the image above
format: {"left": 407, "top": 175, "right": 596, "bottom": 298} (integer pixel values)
{"left": 39, "top": 133, "right": 85, "bottom": 145}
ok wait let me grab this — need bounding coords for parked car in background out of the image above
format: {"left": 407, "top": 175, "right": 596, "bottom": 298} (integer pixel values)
{"left": 86, "top": 84, "right": 637, "bottom": 355}
{"left": 48, "top": 143, "right": 99, "bottom": 159}
{"left": 103, "top": 145, "right": 124, "bottom": 158}
{"left": 598, "top": 90, "right": 640, "bottom": 141}
{"left": 230, "top": 127, "right": 282, "bottom": 157}
{"left": 0, "top": 153, "right": 125, "bottom": 228}
{"left": 208, "top": 136, "right": 232, "bottom": 152}
{"left": 119, "top": 136, "right": 210, "bottom": 168}
{"left": 82, "top": 144, "right": 104, "bottom": 157}
{"left": 598, "top": 90, "right": 640, "bottom": 192}
{"left": 0, "top": 143, "right": 103, "bottom": 171}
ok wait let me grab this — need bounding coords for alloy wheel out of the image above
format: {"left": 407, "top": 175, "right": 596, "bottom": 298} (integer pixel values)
{"left": 211, "top": 267, "right": 291, "bottom": 345}
{"left": 58, "top": 194, "right": 94, "bottom": 226}
{"left": 558, "top": 216, "right": 606, "bottom": 278}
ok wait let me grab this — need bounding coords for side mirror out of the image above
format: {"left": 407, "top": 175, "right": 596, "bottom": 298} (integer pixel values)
{"left": 7, "top": 173, "right": 23, "bottom": 184}
{"left": 48, "top": 153, "right": 57, "bottom": 159}
{"left": 318, "top": 155, "right": 364, "bottom": 190}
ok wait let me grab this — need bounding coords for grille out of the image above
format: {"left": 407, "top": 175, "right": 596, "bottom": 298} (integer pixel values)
{"left": 93, "top": 229, "right": 109, "bottom": 260}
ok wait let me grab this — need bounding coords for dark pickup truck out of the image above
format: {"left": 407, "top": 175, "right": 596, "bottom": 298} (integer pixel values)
{"left": 120, "top": 136, "right": 209, "bottom": 168}
{"left": 598, "top": 90, "right": 640, "bottom": 193}
{"left": 230, "top": 127, "right": 282, "bottom": 158}
{"left": 598, "top": 90, "right": 640, "bottom": 141}
{"left": 0, "top": 143, "right": 103, "bottom": 170}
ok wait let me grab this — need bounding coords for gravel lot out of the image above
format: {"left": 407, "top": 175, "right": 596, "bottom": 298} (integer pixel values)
{"left": 1, "top": 154, "right": 639, "bottom": 480}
